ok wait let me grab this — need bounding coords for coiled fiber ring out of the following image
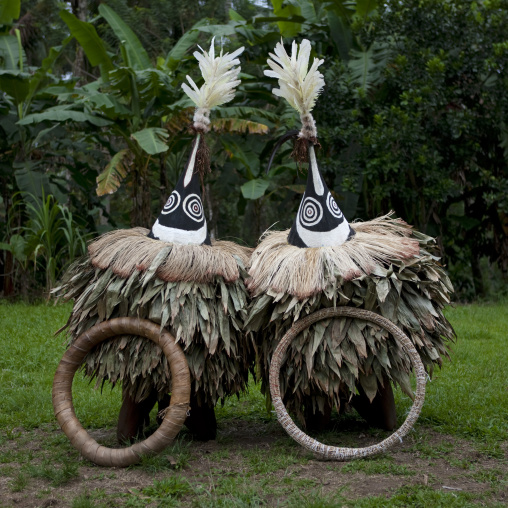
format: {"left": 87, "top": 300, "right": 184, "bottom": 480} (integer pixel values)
{"left": 52, "top": 317, "right": 191, "bottom": 467}
{"left": 269, "top": 307, "right": 426, "bottom": 460}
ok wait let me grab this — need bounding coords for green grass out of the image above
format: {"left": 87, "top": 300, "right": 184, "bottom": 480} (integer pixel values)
{"left": 343, "top": 485, "right": 490, "bottom": 508}
{"left": 8, "top": 472, "right": 28, "bottom": 492}
{"left": 428, "top": 302, "right": 507, "bottom": 442}
{"left": 23, "top": 458, "right": 80, "bottom": 487}
{"left": 142, "top": 476, "right": 191, "bottom": 498}
{"left": 468, "top": 467, "right": 505, "bottom": 485}
{"left": 0, "top": 299, "right": 507, "bottom": 508}
{"left": 341, "top": 455, "right": 411, "bottom": 476}
{"left": 0, "top": 301, "right": 122, "bottom": 430}
{"left": 269, "top": 484, "right": 504, "bottom": 508}
{"left": 134, "top": 436, "right": 191, "bottom": 473}
{"left": 2, "top": 300, "right": 506, "bottom": 443}
{"left": 71, "top": 491, "right": 112, "bottom": 508}
{"left": 239, "top": 446, "right": 305, "bottom": 474}
{"left": 114, "top": 477, "right": 192, "bottom": 507}
{"left": 71, "top": 494, "right": 98, "bottom": 508}
{"left": 216, "top": 389, "right": 268, "bottom": 419}
{"left": 393, "top": 300, "right": 508, "bottom": 444}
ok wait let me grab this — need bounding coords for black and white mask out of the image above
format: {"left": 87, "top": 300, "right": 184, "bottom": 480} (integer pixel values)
{"left": 148, "top": 136, "right": 210, "bottom": 245}
{"left": 288, "top": 145, "right": 355, "bottom": 248}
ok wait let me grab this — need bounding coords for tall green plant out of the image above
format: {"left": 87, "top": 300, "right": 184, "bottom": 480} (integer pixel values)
{"left": 1, "top": 191, "right": 89, "bottom": 294}
{"left": 311, "top": 0, "right": 508, "bottom": 297}
{"left": 0, "top": 1, "right": 82, "bottom": 296}
{"left": 21, "top": 5, "right": 278, "bottom": 229}
{"left": 23, "top": 192, "right": 63, "bottom": 290}
{"left": 57, "top": 206, "right": 89, "bottom": 271}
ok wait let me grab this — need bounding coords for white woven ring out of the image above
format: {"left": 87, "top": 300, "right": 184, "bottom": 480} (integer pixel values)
{"left": 269, "top": 307, "right": 426, "bottom": 460}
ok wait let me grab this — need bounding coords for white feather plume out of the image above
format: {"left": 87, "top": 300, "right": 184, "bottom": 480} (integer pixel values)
{"left": 182, "top": 37, "right": 244, "bottom": 133}
{"left": 264, "top": 39, "right": 324, "bottom": 139}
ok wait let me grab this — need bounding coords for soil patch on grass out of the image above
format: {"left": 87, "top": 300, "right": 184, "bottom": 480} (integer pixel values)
{"left": 0, "top": 419, "right": 506, "bottom": 507}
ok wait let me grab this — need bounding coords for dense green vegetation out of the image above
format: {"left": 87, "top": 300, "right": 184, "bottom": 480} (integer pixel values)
{"left": 1, "top": 0, "right": 507, "bottom": 300}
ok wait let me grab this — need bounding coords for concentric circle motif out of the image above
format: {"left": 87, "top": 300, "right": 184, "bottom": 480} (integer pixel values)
{"left": 161, "top": 191, "right": 181, "bottom": 215}
{"left": 326, "top": 192, "right": 343, "bottom": 219}
{"left": 299, "top": 197, "right": 323, "bottom": 227}
{"left": 183, "top": 194, "right": 204, "bottom": 222}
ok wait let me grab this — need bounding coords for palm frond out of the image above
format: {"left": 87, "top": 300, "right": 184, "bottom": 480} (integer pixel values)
{"left": 348, "top": 42, "right": 391, "bottom": 92}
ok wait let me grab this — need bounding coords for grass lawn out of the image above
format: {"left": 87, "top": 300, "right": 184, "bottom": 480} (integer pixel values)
{"left": 0, "top": 299, "right": 506, "bottom": 507}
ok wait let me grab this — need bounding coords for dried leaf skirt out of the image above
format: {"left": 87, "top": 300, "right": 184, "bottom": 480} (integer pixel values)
{"left": 245, "top": 215, "right": 455, "bottom": 420}
{"left": 54, "top": 228, "right": 254, "bottom": 405}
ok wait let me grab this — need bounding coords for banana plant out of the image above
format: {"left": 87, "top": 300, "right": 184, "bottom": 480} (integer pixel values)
{"left": 15, "top": 6, "right": 191, "bottom": 227}
{"left": 0, "top": 0, "right": 22, "bottom": 70}
{"left": 18, "top": 5, "right": 283, "bottom": 228}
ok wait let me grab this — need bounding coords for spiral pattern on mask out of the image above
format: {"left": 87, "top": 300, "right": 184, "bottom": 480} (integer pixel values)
{"left": 183, "top": 194, "right": 204, "bottom": 222}
{"left": 161, "top": 191, "right": 181, "bottom": 215}
{"left": 326, "top": 192, "right": 343, "bottom": 219}
{"left": 299, "top": 197, "right": 323, "bottom": 227}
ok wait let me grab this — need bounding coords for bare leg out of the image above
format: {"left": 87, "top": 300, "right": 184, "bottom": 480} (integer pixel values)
{"left": 351, "top": 377, "right": 397, "bottom": 431}
{"left": 117, "top": 389, "right": 158, "bottom": 444}
{"left": 118, "top": 388, "right": 217, "bottom": 442}
{"left": 184, "top": 392, "right": 217, "bottom": 441}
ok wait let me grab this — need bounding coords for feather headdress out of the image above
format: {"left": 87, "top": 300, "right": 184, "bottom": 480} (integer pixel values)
{"left": 263, "top": 39, "right": 353, "bottom": 248}
{"left": 264, "top": 39, "right": 324, "bottom": 139}
{"left": 148, "top": 38, "right": 244, "bottom": 245}
{"left": 182, "top": 37, "right": 245, "bottom": 133}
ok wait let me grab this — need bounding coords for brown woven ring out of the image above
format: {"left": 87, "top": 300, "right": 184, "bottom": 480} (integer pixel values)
{"left": 269, "top": 307, "right": 426, "bottom": 460}
{"left": 52, "top": 317, "right": 191, "bottom": 467}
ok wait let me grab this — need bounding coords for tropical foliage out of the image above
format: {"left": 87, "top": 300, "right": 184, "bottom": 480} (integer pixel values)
{"left": 1, "top": 0, "right": 507, "bottom": 299}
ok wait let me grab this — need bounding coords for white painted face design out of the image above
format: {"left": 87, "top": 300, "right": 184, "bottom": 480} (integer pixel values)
{"left": 183, "top": 194, "right": 204, "bottom": 222}
{"left": 150, "top": 219, "right": 207, "bottom": 244}
{"left": 161, "top": 190, "right": 181, "bottom": 215}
